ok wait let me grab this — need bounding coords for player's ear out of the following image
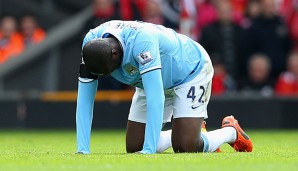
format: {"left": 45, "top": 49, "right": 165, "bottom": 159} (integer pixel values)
{"left": 111, "top": 49, "right": 117, "bottom": 56}
{"left": 111, "top": 49, "right": 121, "bottom": 69}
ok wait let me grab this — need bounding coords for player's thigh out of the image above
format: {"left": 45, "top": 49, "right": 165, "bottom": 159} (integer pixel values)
{"left": 172, "top": 117, "right": 204, "bottom": 152}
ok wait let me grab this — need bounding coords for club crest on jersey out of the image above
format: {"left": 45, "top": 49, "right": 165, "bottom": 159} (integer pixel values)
{"left": 137, "top": 52, "right": 153, "bottom": 65}
{"left": 124, "top": 64, "right": 138, "bottom": 75}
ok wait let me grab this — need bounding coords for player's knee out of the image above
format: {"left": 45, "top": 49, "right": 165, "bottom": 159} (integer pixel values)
{"left": 126, "top": 147, "right": 142, "bottom": 153}
{"left": 126, "top": 143, "right": 143, "bottom": 153}
{"left": 172, "top": 144, "right": 194, "bottom": 153}
{"left": 172, "top": 139, "right": 203, "bottom": 153}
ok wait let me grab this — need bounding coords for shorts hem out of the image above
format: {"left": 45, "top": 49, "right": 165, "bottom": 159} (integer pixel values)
{"left": 173, "top": 113, "right": 208, "bottom": 119}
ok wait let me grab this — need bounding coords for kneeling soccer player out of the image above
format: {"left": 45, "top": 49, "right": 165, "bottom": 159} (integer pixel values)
{"left": 76, "top": 20, "right": 253, "bottom": 154}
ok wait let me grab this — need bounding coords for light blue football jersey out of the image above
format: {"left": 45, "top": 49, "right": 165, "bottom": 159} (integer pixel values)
{"left": 82, "top": 20, "right": 205, "bottom": 89}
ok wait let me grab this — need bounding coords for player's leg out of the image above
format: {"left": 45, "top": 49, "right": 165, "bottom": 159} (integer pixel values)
{"left": 157, "top": 121, "right": 212, "bottom": 153}
{"left": 171, "top": 78, "right": 212, "bottom": 153}
{"left": 126, "top": 120, "right": 145, "bottom": 153}
{"left": 126, "top": 88, "right": 173, "bottom": 153}
{"left": 171, "top": 116, "right": 242, "bottom": 153}
{"left": 171, "top": 51, "right": 214, "bottom": 152}
{"left": 171, "top": 69, "right": 252, "bottom": 152}
{"left": 202, "top": 115, "right": 253, "bottom": 152}
{"left": 171, "top": 117, "right": 240, "bottom": 153}
{"left": 126, "top": 120, "right": 173, "bottom": 153}
{"left": 172, "top": 117, "right": 204, "bottom": 152}
{"left": 157, "top": 129, "right": 172, "bottom": 152}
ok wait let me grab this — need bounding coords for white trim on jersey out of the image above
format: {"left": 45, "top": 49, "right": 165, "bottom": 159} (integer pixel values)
{"left": 140, "top": 65, "right": 162, "bottom": 75}
{"left": 79, "top": 77, "right": 95, "bottom": 83}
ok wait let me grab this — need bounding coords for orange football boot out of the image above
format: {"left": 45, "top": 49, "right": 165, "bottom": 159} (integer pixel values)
{"left": 222, "top": 115, "right": 253, "bottom": 152}
{"left": 202, "top": 121, "right": 221, "bottom": 152}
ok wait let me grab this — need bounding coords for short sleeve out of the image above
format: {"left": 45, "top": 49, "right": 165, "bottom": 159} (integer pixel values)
{"left": 133, "top": 31, "right": 161, "bottom": 75}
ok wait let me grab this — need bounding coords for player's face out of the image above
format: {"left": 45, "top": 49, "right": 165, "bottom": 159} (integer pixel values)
{"left": 90, "top": 53, "right": 114, "bottom": 76}
{"left": 91, "top": 65, "right": 111, "bottom": 76}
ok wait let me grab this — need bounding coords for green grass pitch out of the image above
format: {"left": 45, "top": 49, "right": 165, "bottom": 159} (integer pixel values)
{"left": 0, "top": 130, "right": 297, "bottom": 171}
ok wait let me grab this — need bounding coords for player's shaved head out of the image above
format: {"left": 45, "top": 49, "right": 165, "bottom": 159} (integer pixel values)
{"left": 82, "top": 37, "right": 122, "bottom": 75}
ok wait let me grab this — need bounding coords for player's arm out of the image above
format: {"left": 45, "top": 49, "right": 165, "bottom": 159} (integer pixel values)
{"left": 140, "top": 69, "right": 165, "bottom": 154}
{"left": 76, "top": 30, "right": 99, "bottom": 154}
{"left": 133, "top": 31, "right": 164, "bottom": 154}
{"left": 76, "top": 63, "right": 98, "bottom": 154}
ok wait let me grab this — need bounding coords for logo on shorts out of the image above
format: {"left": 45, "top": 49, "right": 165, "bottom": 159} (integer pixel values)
{"left": 137, "top": 51, "right": 153, "bottom": 65}
{"left": 191, "top": 104, "right": 200, "bottom": 109}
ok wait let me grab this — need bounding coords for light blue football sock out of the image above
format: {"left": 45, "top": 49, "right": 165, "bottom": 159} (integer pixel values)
{"left": 201, "top": 133, "right": 209, "bottom": 153}
{"left": 201, "top": 127, "right": 236, "bottom": 152}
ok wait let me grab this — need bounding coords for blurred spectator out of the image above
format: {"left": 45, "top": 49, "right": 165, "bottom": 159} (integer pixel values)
{"left": 280, "top": 0, "right": 298, "bottom": 51}
{"left": 120, "top": 0, "right": 179, "bottom": 30}
{"left": 275, "top": 52, "right": 298, "bottom": 96}
{"left": 85, "top": 0, "right": 121, "bottom": 30}
{"left": 196, "top": 0, "right": 218, "bottom": 38}
{"left": 120, "top": 0, "right": 145, "bottom": 21}
{"left": 200, "top": 0, "right": 244, "bottom": 81}
{"left": 159, "top": 0, "right": 180, "bottom": 30}
{"left": 230, "top": 0, "right": 247, "bottom": 14}
{"left": 211, "top": 56, "right": 237, "bottom": 95}
{"left": 180, "top": 0, "right": 197, "bottom": 39}
{"left": 241, "top": 0, "right": 262, "bottom": 29}
{"left": 240, "top": 54, "right": 274, "bottom": 96}
{"left": 244, "top": 0, "right": 292, "bottom": 79}
{"left": 196, "top": 0, "right": 246, "bottom": 38}
{"left": 142, "top": 0, "right": 165, "bottom": 25}
{"left": 0, "top": 16, "right": 24, "bottom": 64}
{"left": 230, "top": 0, "right": 247, "bottom": 23}
{"left": 142, "top": 0, "right": 181, "bottom": 29}
{"left": 20, "top": 15, "right": 46, "bottom": 48}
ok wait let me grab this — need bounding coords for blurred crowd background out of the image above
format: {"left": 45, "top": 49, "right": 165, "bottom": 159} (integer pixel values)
{"left": 1, "top": 0, "right": 298, "bottom": 97}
